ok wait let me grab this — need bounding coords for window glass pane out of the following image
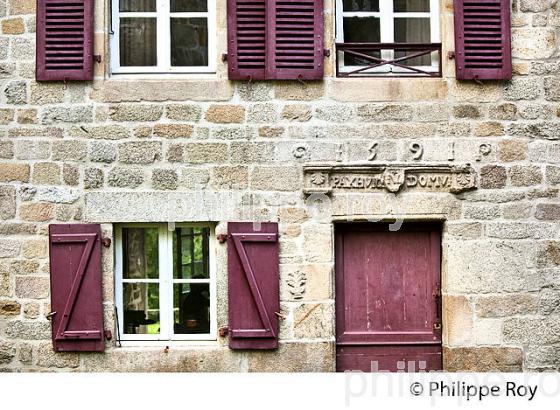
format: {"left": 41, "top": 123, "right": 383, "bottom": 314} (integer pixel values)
{"left": 342, "top": 0, "right": 379, "bottom": 12}
{"left": 119, "top": 0, "right": 156, "bottom": 12}
{"left": 171, "top": 0, "right": 207, "bottom": 12}
{"left": 120, "top": 18, "right": 157, "bottom": 66}
{"left": 173, "top": 227, "right": 210, "bottom": 279}
{"left": 343, "top": 17, "right": 381, "bottom": 66}
{"left": 394, "top": 0, "right": 430, "bottom": 12}
{"left": 123, "top": 283, "right": 160, "bottom": 334}
{"left": 170, "top": 18, "right": 208, "bottom": 66}
{"left": 173, "top": 283, "right": 210, "bottom": 334}
{"left": 394, "top": 17, "right": 431, "bottom": 66}
{"left": 123, "top": 227, "right": 159, "bottom": 279}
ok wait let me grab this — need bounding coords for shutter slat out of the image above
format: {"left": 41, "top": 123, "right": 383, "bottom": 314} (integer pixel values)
{"left": 228, "top": 222, "right": 279, "bottom": 349}
{"left": 36, "top": 0, "right": 94, "bottom": 81}
{"left": 49, "top": 224, "right": 105, "bottom": 352}
{"left": 454, "top": 0, "right": 512, "bottom": 80}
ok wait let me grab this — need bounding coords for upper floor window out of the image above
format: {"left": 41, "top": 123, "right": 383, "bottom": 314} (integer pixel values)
{"left": 110, "top": 0, "right": 216, "bottom": 74}
{"left": 335, "top": 0, "right": 441, "bottom": 77}
{"left": 115, "top": 224, "right": 216, "bottom": 343}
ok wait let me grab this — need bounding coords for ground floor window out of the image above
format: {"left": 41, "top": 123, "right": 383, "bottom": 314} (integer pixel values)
{"left": 115, "top": 224, "right": 216, "bottom": 342}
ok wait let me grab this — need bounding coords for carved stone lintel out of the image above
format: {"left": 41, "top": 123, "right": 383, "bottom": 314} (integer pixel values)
{"left": 304, "top": 163, "right": 477, "bottom": 195}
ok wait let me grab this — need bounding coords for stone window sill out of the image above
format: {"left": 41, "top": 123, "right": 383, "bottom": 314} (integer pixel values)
{"left": 326, "top": 77, "right": 449, "bottom": 102}
{"left": 90, "top": 76, "right": 449, "bottom": 104}
{"left": 91, "top": 77, "right": 234, "bottom": 103}
{"left": 115, "top": 340, "right": 220, "bottom": 348}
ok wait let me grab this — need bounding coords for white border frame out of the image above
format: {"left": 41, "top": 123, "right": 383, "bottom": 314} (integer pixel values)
{"left": 110, "top": 0, "right": 217, "bottom": 74}
{"left": 115, "top": 223, "right": 217, "bottom": 344}
{"left": 335, "top": 0, "right": 440, "bottom": 75}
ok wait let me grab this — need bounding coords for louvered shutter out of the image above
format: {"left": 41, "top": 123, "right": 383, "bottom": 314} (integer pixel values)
{"left": 227, "top": 0, "right": 324, "bottom": 80}
{"left": 454, "top": 0, "right": 512, "bottom": 80}
{"left": 228, "top": 0, "right": 267, "bottom": 80}
{"left": 267, "top": 0, "right": 324, "bottom": 80}
{"left": 36, "top": 0, "right": 94, "bottom": 82}
{"left": 49, "top": 224, "right": 104, "bottom": 352}
{"left": 228, "top": 222, "right": 279, "bottom": 349}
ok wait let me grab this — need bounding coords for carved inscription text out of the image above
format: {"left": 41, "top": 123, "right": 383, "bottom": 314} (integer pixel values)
{"left": 303, "top": 164, "right": 477, "bottom": 195}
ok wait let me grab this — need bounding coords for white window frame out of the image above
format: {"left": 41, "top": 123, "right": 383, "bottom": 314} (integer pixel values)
{"left": 115, "top": 223, "right": 217, "bottom": 344}
{"left": 335, "top": 0, "right": 440, "bottom": 75}
{"left": 110, "top": 0, "right": 217, "bottom": 74}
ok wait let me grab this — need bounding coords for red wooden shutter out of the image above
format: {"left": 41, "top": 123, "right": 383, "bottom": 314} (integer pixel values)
{"left": 228, "top": 222, "right": 279, "bottom": 349}
{"left": 36, "top": 0, "right": 94, "bottom": 82}
{"left": 49, "top": 224, "right": 104, "bottom": 352}
{"left": 228, "top": 0, "right": 267, "bottom": 80}
{"left": 454, "top": 0, "right": 512, "bottom": 80}
{"left": 227, "top": 0, "right": 324, "bottom": 80}
{"left": 267, "top": 0, "right": 324, "bottom": 80}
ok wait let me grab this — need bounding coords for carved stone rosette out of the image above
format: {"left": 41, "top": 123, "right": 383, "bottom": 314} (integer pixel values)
{"left": 303, "top": 163, "right": 477, "bottom": 195}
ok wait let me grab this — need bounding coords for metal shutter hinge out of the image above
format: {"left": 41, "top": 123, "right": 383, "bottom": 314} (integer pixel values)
{"left": 323, "top": 49, "right": 331, "bottom": 57}
{"left": 46, "top": 311, "right": 57, "bottom": 320}
{"left": 93, "top": 55, "right": 102, "bottom": 63}
{"left": 217, "top": 234, "right": 228, "bottom": 244}
{"left": 221, "top": 53, "right": 228, "bottom": 62}
{"left": 104, "top": 330, "right": 112, "bottom": 341}
{"left": 274, "top": 311, "right": 286, "bottom": 320}
{"left": 447, "top": 51, "right": 455, "bottom": 60}
{"left": 219, "top": 326, "right": 229, "bottom": 337}
{"left": 101, "top": 237, "right": 111, "bottom": 247}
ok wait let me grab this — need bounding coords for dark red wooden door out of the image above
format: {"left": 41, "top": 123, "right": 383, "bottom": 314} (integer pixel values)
{"left": 335, "top": 223, "right": 442, "bottom": 372}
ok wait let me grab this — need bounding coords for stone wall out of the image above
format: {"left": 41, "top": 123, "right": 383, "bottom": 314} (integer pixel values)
{"left": 0, "top": 0, "right": 559, "bottom": 371}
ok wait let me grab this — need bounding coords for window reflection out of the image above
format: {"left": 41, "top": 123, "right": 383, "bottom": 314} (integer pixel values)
{"left": 123, "top": 283, "right": 160, "bottom": 335}
{"left": 120, "top": 18, "right": 157, "bottom": 66}
{"left": 173, "top": 227, "right": 210, "bottom": 279}
{"left": 172, "top": 227, "right": 211, "bottom": 335}
{"left": 120, "top": 0, "right": 156, "bottom": 12}
{"left": 171, "top": 0, "right": 207, "bottom": 12}
{"left": 171, "top": 18, "right": 209, "bottom": 67}
{"left": 122, "top": 227, "right": 160, "bottom": 335}
{"left": 123, "top": 227, "right": 159, "bottom": 280}
{"left": 343, "top": 0, "right": 379, "bottom": 12}
{"left": 173, "top": 283, "right": 210, "bottom": 334}
{"left": 394, "top": 0, "right": 430, "bottom": 12}
{"left": 394, "top": 18, "right": 431, "bottom": 66}
{"left": 343, "top": 16, "right": 381, "bottom": 66}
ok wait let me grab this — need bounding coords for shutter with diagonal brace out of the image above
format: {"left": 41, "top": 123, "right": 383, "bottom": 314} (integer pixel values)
{"left": 36, "top": 0, "right": 94, "bottom": 82}
{"left": 454, "top": 0, "right": 512, "bottom": 80}
{"left": 227, "top": 0, "right": 323, "bottom": 80}
{"left": 228, "top": 222, "right": 279, "bottom": 349}
{"left": 49, "top": 224, "right": 104, "bottom": 352}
